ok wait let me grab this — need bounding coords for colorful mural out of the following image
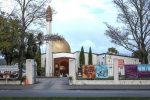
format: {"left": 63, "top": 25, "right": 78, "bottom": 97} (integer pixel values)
{"left": 82, "top": 65, "right": 109, "bottom": 79}
{"left": 138, "top": 64, "right": 150, "bottom": 78}
{"left": 96, "top": 65, "right": 109, "bottom": 78}
{"left": 125, "top": 65, "right": 138, "bottom": 78}
{"left": 138, "top": 64, "right": 150, "bottom": 71}
{"left": 82, "top": 65, "right": 96, "bottom": 79}
{"left": 125, "top": 64, "right": 150, "bottom": 78}
{"left": 118, "top": 59, "right": 124, "bottom": 68}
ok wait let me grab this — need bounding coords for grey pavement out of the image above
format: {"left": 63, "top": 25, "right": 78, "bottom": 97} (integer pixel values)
{"left": 26, "top": 77, "right": 150, "bottom": 90}
{"left": 1, "top": 77, "right": 150, "bottom": 90}
{"left": 29, "top": 77, "right": 69, "bottom": 90}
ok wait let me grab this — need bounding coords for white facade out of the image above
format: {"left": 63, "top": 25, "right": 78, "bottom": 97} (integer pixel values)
{"left": 42, "top": 52, "right": 140, "bottom": 77}
{"left": 73, "top": 52, "right": 97, "bottom": 68}
{"left": 45, "top": 11, "right": 53, "bottom": 77}
{"left": 26, "top": 59, "right": 36, "bottom": 84}
{"left": 53, "top": 53, "right": 74, "bottom": 59}
{"left": 41, "top": 54, "right": 46, "bottom": 68}
{"left": 97, "top": 54, "right": 140, "bottom": 76}
{"left": 148, "top": 54, "right": 150, "bottom": 64}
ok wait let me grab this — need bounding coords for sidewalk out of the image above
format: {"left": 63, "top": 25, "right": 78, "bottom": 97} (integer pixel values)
{"left": 67, "top": 85, "right": 150, "bottom": 90}
{"left": 0, "top": 85, "right": 24, "bottom": 90}
{"left": 1, "top": 77, "right": 150, "bottom": 90}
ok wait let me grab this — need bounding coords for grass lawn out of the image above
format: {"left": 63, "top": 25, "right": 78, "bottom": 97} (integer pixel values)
{"left": 1, "top": 97, "right": 150, "bottom": 100}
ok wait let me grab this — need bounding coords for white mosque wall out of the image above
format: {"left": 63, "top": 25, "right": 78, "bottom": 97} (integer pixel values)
{"left": 41, "top": 52, "right": 141, "bottom": 78}
{"left": 97, "top": 54, "right": 140, "bottom": 76}
{"left": 92, "top": 54, "right": 98, "bottom": 65}
{"left": 97, "top": 54, "right": 140, "bottom": 65}
{"left": 73, "top": 52, "right": 80, "bottom": 72}
{"left": 26, "top": 59, "right": 36, "bottom": 84}
{"left": 53, "top": 53, "right": 74, "bottom": 58}
{"left": 73, "top": 52, "right": 98, "bottom": 66}
{"left": 69, "top": 59, "right": 76, "bottom": 85}
{"left": 41, "top": 54, "right": 46, "bottom": 68}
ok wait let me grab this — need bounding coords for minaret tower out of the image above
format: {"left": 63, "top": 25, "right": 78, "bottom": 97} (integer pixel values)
{"left": 45, "top": 4, "right": 53, "bottom": 77}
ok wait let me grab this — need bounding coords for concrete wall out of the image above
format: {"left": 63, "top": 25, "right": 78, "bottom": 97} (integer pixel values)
{"left": 73, "top": 52, "right": 80, "bottom": 72}
{"left": 69, "top": 54, "right": 150, "bottom": 85}
{"left": 41, "top": 54, "right": 46, "bottom": 68}
{"left": 70, "top": 59, "right": 150, "bottom": 85}
{"left": 0, "top": 80, "right": 20, "bottom": 84}
{"left": 26, "top": 59, "right": 35, "bottom": 84}
{"left": 71, "top": 80, "right": 150, "bottom": 85}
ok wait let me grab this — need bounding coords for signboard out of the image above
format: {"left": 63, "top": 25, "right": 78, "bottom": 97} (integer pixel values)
{"left": 82, "top": 65, "right": 109, "bottom": 79}
{"left": 82, "top": 65, "right": 95, "bottom": 79}
{"left": 138, "top": 64, "right": 150, "bottom": 71}
{"left": 0, "top": 65, "right": 19, "bottom": 80}
{"left": 125, "top": 65, "right": 138, "bottom": 78}
{"left": 96, "top": 65, "right": 108, "bottom": 78}
{"left": 138, "top": 64, "right": 150, "bottom": 78}
{"left": 118, "top": 59, "right": 124, "bottom": 68}
{"left": 125, "top": 64, "right": 150, "bottom": 78}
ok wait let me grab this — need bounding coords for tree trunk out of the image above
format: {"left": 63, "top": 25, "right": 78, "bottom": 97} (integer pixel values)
{"left": 140, "top": 42, "right": 148, "bottom": 64}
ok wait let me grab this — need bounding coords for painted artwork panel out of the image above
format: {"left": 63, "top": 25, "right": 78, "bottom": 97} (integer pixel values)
{"left": 137, "top": 64, "right": 150, "bottom": 78}
{"left": 82, "top": 65, "right": 96, "bottom": 79}
{"left": 125, "top": 64, "right": 150, "bottom": 78}
{"left": 96, "top": 65, "right": 109, "bottom": 78}
{"left": 138, "top": 64, "right": 150, "bottom": 72}
{"left": 125, "top": 65, "right": 138, "bottom": 78}
{"left": 118, "top": 59, "right": 124, "bottom": 68}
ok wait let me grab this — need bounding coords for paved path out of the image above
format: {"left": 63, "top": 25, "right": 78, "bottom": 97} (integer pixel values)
{"left": 30, "top": 78, "right": 150, "bottom": 90}
{"left": 30, "top": 77, "right": 69, "bottom": 90}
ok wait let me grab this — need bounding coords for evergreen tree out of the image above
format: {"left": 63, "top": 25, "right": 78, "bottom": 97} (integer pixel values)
{"left": 107, "top": 47, "right": 118, "bottom": 55}
{"left": 25, "top": 33, "right": 36, "bottom": 59}
{"left": 35, "top": 33, "right": 43, "bottom": 76}
{"left": 26, "top": 45, "right": 34, "bottom": 59}
{"left": 79, "top": 46, "right": 85, "bottom": 67}
{"left": 35, "top": 47, "right": 42, "bottom": 76}
{"left": 88, "top": 47, "right": 92, "bottom": 65}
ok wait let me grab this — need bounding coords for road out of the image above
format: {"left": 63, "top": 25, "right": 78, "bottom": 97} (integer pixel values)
{"left": 0, "top": 90, "right": 150, "bottom": 97}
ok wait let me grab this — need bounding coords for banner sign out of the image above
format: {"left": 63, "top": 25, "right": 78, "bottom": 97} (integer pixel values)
{"left": 82, "top": 65, "right": 109, "bottom": 79}
{"left": 0, "top": 65, "right": 19, "bottom": 80}
{"left": 118, "top": 59, "right": 124, "bottom": 68}
{"left": 138, "top": 64, "right": 150, "bottom": 78}
{"left": 82, "top": 65, "right": 96, "bottom": 79}
{"left": 138, "top": 64, "right": 150, "bottom": 72}
{"left": 125, "top": 64, "right": 150, "bottom": 78}
{"left": 96, "top": 65, "right": 108, "bottom": 78}
{"left": 125, "top": 65, "right": 138, "bottom": 78}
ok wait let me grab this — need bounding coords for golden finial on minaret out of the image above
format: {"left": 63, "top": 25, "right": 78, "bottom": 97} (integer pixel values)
{"left": 46, "top": 5, "right": 52, "bottom": 21}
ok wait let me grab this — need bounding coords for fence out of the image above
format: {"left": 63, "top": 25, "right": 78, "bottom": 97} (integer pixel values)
{"left": 69, "top": 61, "right": 150, "bottom": 85}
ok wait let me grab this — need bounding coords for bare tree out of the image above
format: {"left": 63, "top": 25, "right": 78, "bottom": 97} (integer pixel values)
{"left": 10, "top": 0, "right": 48, "bottom": 79}
{"left": 105, "top": 0, "right": 150, "bottom": 64}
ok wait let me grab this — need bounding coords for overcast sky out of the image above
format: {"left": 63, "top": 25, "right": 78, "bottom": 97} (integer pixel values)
{"left": 0, "top": 0, "right": 132, "bottom": 55}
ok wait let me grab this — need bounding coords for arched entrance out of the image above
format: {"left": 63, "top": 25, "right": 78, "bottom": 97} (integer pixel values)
{"left": 54, "top": 58, "right": 69, "bottom": 77}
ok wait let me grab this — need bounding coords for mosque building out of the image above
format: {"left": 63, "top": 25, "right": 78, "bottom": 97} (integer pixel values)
{"left": 41, "top": 5, "right": 140, "bottom": 77}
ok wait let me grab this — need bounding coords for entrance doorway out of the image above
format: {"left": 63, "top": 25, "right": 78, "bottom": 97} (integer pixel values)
{"left": 54, "top": 58, "right": 69, "bottom": 77}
